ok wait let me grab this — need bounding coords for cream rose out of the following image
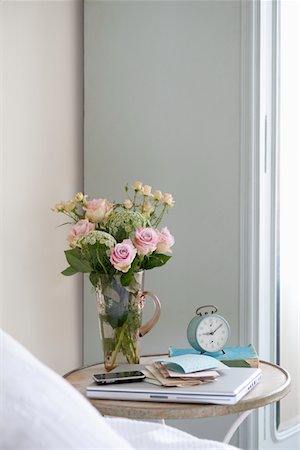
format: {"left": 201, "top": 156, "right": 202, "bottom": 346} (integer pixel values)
{"left": 156, "top": 227, "right": 175, "bottom": 253}
{"left": 133, "top": 181, "right": 143, "bottom": 191}
{"left": 142, "top": 201, "right": 155, "bottom": 214}
{"left": 153, "top": 190, "right": 164, "bottom": 202}
{"left": 142, "top": 185, "right": 152, "bottom": 196}
{"left": 123, "top": 199, "right": 133, "bottom": 209}
{"left": 74, "top": 192, "right": 84, "bottom": 202}
{"left": 67, "top": 219, "right": 95, "bottom": 247}
{"left": 62, "top": 200, "right": 76, "bottom": 212}
{"left": 163, "top": 193, "right": 175, "bottom": 207}
{"left": 84, "top": 198, "right": 113, "bottom": 223}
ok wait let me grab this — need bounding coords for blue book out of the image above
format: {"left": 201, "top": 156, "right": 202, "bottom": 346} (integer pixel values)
{"left": 168, "top": 345, "right": 259, "bottom": 368}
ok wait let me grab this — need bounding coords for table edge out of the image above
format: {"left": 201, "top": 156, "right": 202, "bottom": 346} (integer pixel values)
{"left": 64, "top": 358, "right": 291, "bottom": 420}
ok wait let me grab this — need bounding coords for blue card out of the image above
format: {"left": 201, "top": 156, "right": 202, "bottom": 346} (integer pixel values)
{"left": 157, "top": 354, "right": 228, "bottom": 374}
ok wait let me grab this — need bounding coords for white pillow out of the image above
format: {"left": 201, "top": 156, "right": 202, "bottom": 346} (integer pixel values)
{"left": 0, "top": 329, "right": 239, "bottom": 450}
{"left": 0, "top": 329, "right": 133, "bottom": 449}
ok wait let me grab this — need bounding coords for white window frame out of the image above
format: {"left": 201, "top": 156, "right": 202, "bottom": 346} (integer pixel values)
{"left": 239, "top": 1, "right": 261, "bottom": 446}
{"left": 239, "top": 1, "right": 300, "bottom": 448}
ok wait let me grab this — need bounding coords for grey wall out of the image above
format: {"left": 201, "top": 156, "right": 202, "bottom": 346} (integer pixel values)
{"left": 84, "top": 0, "right": 241, "bottom": 443}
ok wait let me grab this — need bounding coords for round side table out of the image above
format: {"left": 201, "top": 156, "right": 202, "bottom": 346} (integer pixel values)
{"left": 64, "top": 356, "right": 291, "bottom": 444}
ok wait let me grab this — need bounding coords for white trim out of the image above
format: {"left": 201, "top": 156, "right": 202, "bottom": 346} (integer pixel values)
{"left": 272, "top": 0, "right": 300, "bottom": 442}
{"left": 0, "top": 1, "right": 4, "bottom": 328}
{"left": 274, "top": 407, "right": 300, "bottom": 442}
{"left": 239, "top": 0, "right": 261, "bottom": 349}
{"left": 238, "top": 1, "right": 261, "bottom": 448}
{"left": 240, "top": 0, "right": 300, "bottom": 447}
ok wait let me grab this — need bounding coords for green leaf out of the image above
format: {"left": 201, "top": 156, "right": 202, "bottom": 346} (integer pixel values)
{"left": 56, "top": 221, "right": 73, "bottom": 228}
{"left": 142, "top": 253, "right": 171, "bottom": 270}
{"left": 120, "top": 271, "right": 133, "bottom": 287}
{"left": 106, "top": 302, "right": 128, "bottom": 328}
{"left": 64, "top": 248, "right": 92, "bottom": 273}
{"left": 61, "top": 266, "right": 78, "bottom": 276}
{"left": 120, "top": 256, "right": 139, "bottom": 286}
{"left": 89, "top": 271, "right": 100, "bottom": 288}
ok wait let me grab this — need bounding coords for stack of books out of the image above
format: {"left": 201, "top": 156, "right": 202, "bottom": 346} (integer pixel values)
{"left": 143, "top": 354, "right": 228, "bottom": 387}
{"left": 168, "top": 344, "right": 259, "bottom": 368}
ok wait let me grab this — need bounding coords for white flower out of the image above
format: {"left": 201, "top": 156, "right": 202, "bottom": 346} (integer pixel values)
{"left": 163, "top": 193, "right": 174, "bottom": 207}
{"left": 133, "top": 181, "right": 143, "bottom": 191}
{"left": 142, "top": 185, "right": 152, "bottom": 196}
{"left": 62, "top": 201, "right": 76, "bottom": 212}
{"left": 142, "top": 201, "right": 154, "bottom": 214}
{"left": 153, "top": 190, "right": 164, "bottom": 202}
{"left": 123, "top": 199, "right": 133, "bottom": 209}
{"left": 79, "top": 231, "right": 116, "bottom": 249}
{"left": 103, "top": 210, "right": 146, "bottom": 237}
{"left": 52, "top": 202, "right": 64, "bottom": 212}
{"left": 74, "top": 192, "right": 84, "bottom": 202}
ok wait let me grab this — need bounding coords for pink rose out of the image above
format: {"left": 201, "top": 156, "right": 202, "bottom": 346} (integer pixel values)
{"left": 84, "top": 198, "right": 113, "bottom": 223}
{"left": 110, "top": 239, "right": 137, "bottom": 273}
{"left": 133, "top": 227, "right": 159, "bottom": 256}
{"left": 67, "top": 219, "right": 95, "bottom": 247}
{"left": 156, "top": 227, "right": 175, "bottom": 253}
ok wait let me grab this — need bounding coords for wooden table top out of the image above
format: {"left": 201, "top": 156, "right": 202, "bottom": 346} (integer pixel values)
{"left": 64, "top": 356, "right": 291, "bottom": 420}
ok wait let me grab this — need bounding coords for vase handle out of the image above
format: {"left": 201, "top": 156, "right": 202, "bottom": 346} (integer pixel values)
{"left": 139, "top": 291, "right": 161, "bottom": 337}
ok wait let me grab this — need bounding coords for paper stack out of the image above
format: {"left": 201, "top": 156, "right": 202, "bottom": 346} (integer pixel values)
{"left": 142, "top": 354, "right": 228, "bottom": 387}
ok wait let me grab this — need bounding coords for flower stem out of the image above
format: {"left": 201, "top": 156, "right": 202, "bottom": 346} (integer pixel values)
{"left": 133, "top": 192, "right": 137, "bottom": 211}
{"left": 110, "top": 323, "right": 126, "bottom": 368}
{"left": 96, "top": 246, "right": 108, "bottom": 274}
{"left": 128, "top": 333, "right": 139, "bottom": 363}
{"left": 60, "top": 210, "right": 80, "bottom": 222}
{"left": 154, "top": 204, "right": 167, "bottom": 228}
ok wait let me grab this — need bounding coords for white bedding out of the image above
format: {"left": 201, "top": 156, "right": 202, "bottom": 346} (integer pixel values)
{"left": 0, "top": 329, "right": 239, "bottom": 450}
{"left": 106, "top": 417, "right": 238, "bottom": 450}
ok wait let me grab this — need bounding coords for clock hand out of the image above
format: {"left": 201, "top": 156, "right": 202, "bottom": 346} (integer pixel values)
{"left": 212, "top": 323, "right": 223, "bottom": 334}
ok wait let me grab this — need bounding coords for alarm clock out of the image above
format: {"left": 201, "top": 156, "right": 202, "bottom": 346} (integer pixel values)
{"left": 187, "top": 305, "right": 230, "bottom": 354}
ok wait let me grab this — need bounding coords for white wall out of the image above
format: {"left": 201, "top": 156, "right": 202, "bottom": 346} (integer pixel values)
{"left": 0, "top": 1, "right": 83, "bottom": 375}
{"left": 84, "top": 0, "right": 241, "bottom": 444}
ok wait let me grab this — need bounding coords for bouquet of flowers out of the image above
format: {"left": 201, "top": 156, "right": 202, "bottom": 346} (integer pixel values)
{"left": 53, "top": 181, "right": 175, "bottom": 287}
{"left": 53, "top": 181, "right": 174, "bottom": 369}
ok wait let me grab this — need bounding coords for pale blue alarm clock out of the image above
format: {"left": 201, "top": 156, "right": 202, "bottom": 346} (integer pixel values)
{"left": 187, "top": 305, "right": 230, "bottom": 354}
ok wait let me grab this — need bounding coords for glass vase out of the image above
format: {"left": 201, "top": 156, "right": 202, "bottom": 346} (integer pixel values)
{"left": 95, "top": 271, "right": 161, "bottom": 371}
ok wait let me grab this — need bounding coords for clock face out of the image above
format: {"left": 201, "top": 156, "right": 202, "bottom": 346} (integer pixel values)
{"left": 196, "top": 315, "right": 229, "bottom": 352}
